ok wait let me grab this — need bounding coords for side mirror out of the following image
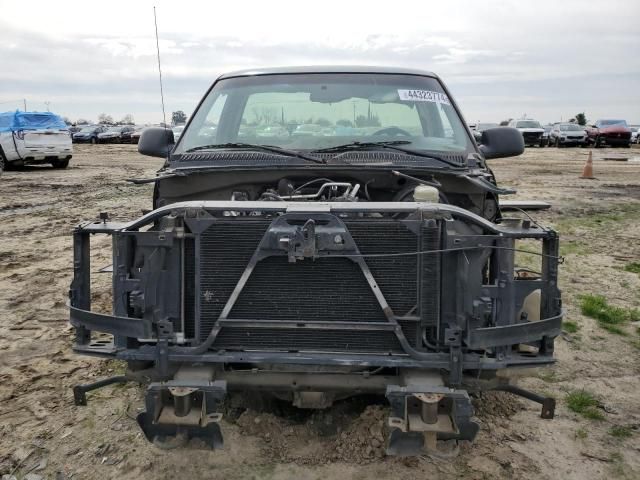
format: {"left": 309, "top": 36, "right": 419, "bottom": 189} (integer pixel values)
{"left": 478, "top": 127, "right": 524, "bottom": 159}
{"left": 472, "top": 130, "right": 483, "bottom": 143}
{"left": 138, "top": 127, "right": 175, "bottom": 158}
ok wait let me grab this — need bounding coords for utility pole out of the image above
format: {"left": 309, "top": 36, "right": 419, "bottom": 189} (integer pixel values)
{"left": 23, "top": 99, "right": 27, "bottom": 111}
{"left": 45, "top": 101, "right": 50, "bottom": 112}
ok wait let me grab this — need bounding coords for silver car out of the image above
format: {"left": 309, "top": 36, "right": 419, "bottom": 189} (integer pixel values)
{"left": 549, "top": 123, "right": 588, "bottom": 147}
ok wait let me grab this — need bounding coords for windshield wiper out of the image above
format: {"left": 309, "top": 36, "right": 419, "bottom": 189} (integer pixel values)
{"left": 313, "top": 141, "right": 465, "bottom": 168}
{"left": 185, "top": 142, "right": 326, "bottom": 164}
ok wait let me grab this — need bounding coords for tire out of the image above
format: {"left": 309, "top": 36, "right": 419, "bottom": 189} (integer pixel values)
{"left": 0, "top": 147, "right": 9, "bottom": 175}
{"left": 51, "top": 159, "right": 69, "bottom": 169}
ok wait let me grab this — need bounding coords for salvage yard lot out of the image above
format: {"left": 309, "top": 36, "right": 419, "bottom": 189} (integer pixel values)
{"left": 1, "top": 144, "right": 639, "bottom": 479}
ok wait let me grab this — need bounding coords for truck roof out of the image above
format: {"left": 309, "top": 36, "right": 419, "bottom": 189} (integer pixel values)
{"left": 218, "top": 65, "right": 438, "bottom": 80}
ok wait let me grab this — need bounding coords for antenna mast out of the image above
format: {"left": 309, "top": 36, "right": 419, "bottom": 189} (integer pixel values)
{"left": 153, "top": 6, "right": 167, "bottom": 128}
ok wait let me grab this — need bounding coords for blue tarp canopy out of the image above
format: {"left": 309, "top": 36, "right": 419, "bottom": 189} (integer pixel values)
{"left": 0, "top": 110, "right": 68, "bottom": 132}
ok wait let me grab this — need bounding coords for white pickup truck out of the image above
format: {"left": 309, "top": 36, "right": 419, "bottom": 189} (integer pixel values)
{"left": 0, "top": 111, "right": 73, "bottom": 172}
{"left": 508, "top": 119, "right": 545, "bottom": 147}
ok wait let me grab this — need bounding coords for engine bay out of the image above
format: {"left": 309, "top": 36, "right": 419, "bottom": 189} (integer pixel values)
{"left": 155, "top": 169, "right": 500, "bottom": 221}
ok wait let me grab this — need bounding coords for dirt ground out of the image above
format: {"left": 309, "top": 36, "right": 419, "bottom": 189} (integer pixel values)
{"left": 1, "top": 144, "right": 639, "bottom": 479}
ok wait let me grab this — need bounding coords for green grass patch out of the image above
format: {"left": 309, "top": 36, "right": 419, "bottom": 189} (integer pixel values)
{"left": 537, "top": 369, "right": 558, "bottom": 383}
{"left": 559, "top": 240, "right": 589, "bottom": 256}
{"left": 574, "top": 427, "right": 588, "bottom": 440}
{"left": 624, "top": 262, "right": 640, "bottom": 274}
{"left": 579, "top": 294, "right": 639, "bottom": 336}
{"left": 563, "top": 321, "right": 580, "bottom": 334}
{"left": 565, "top": 390, "right": 605, "bottom": 420}
{"left": 608, "top": 452, "right": 627, "bottom": 477}
{"left": 600, "top": 323, "right": 629, "bottom": 336}
{"left": 580, "top": 295, "right": 629, "bottom": 325}
{"left": 553, "top": 203, "right": 640, "bottom": 235}
{"left": 608, "top": 425, "right": 633, "bottom": 439}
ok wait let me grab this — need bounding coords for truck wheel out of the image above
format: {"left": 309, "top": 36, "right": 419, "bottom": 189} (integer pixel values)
{"left": 51, "top": 159, "right": 69, "bottom": 169}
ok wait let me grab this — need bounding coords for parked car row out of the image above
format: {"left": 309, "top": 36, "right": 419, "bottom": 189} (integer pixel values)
{"left": 472, "top": 119, "right": 637, "bottom": 148}
{"left": 71, "top": 125, "right": 185, "bottom": 144}
{"left": 72, "top": 125, "right": 135, "bottom": 143}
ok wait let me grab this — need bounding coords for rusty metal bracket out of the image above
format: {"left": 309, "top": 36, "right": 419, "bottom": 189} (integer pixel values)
{"left": 491, "top": 384, "right": 556, "bottom": 419}
{"left": 73, "top": 375, "right": 129, "bottom": 406}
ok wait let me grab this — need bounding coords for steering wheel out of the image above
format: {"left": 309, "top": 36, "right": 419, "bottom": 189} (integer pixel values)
{"left": 372, "top": 126, "right": 412, "bottom": 137}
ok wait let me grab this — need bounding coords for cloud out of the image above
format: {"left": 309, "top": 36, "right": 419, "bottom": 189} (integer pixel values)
{"left": 0, "top": 0, "right": 638, "bottom": 123}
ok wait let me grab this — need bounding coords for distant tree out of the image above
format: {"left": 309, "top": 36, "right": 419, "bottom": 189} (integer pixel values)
{"left": 315, "top": 117, "right": 331, "bottom": 127}
{"left": 120, "top": 114, "right": 135, "bottom": 125}
{"left": 568, "top": 118, "right": 576, "bottom": 123}
{"left": 336, "top": 119, "right": 354, "bottom": 128}
{"left": 251, "top": 107, "right": 278, "bottom": 125}
{"left": 355, "top": 114, "right": 381, "bottom": 128}
{"left": 97, "top": 113, "right": 113, "bottom": 124}
{"left": 172, "top": 110, "right": 187, "bottom": 125}
{"left": 62, "top": 116, "right": 71, "bottom": 125}
{"left": 499, "top": 119, "right": 512, "bottom": 126}
{"left": 575, "top": 113, "right": 587, "bottom": 126}
{"left": 76, "top": 118, "right": 90, "bottom": 125}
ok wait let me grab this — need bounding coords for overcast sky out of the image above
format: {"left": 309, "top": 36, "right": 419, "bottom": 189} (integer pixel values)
{"left": 0, "top": 0, "right": 638, "bottom": 125}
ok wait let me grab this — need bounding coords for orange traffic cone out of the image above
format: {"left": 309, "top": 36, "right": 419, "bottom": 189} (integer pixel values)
{"left": 580, "top": 151, "right": 595, "bottom": 179}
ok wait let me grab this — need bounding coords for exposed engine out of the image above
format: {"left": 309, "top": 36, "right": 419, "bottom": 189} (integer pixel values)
{"left": 222, "top": 173, "right": 499, "bottom": 222}
{"left": 249, "top": 178, "right": 362, "bottom": 202}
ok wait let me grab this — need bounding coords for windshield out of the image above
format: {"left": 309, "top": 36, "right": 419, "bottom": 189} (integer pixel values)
{"left": 106, "top": 127, "right": 122, "bottom": 133}
{"left": 597, "top": 119, "right": 627, "bottom": 127}
{"left": 79, "top": 127, "right": 95, "bottom": 133}
{"left": 559, "top": 124, "right": 584, "bottom": 131}
{"left": 516, "top": 120, "right": 542, "bottom": 129}
{"left": 175, "top": 73, "right": 473, "bottom": 155}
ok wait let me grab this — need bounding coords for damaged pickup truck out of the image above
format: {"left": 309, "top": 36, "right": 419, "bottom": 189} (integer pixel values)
{"left": 69, "top": 66, "right": 562, "bottom": 456}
